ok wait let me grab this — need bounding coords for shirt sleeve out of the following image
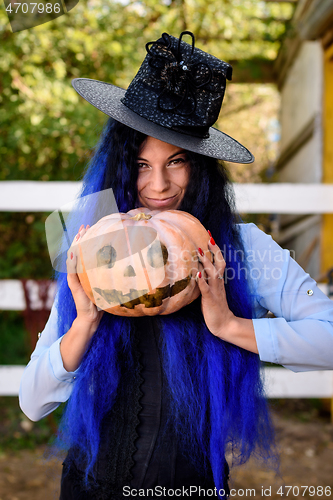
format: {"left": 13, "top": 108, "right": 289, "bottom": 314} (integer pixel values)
{"left": 19, "top": 302, "right": 78, "bottom": 421}
{"left": 240, "top": 223, "right": 333, "bottom": 372}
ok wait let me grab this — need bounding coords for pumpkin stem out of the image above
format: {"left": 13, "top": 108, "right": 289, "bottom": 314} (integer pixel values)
{"left": 130, "top": 213, "right": 152, "bottom": 221}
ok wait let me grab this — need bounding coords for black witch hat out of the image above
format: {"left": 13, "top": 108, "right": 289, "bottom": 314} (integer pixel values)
{"left": 72, "top": 31, "right": 254, "bottom": 163}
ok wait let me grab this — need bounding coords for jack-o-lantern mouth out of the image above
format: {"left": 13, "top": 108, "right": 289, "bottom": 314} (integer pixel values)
{"left": 93, "top": 275, "right": 191, "bottom": 309}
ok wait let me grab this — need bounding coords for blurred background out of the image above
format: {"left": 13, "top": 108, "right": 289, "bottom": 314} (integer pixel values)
{"left": 1, "top": 0, "right": 333, "bottom": 498}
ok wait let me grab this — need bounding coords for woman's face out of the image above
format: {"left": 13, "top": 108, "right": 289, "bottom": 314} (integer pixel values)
{"left": 136, "top": 136, "right": 191, "bottom": 211}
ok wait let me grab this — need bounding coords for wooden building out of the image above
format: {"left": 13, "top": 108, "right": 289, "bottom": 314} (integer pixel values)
{"left": 275, "top": 0, "right": 333, "bottom": 280}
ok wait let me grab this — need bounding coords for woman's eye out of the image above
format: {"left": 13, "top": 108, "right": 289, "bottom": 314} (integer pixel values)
{"left": 168, "top": 158, "right": 185, "bottom": 166}
{"left": 138, "top": 163, "right": 150, "bottom": 170}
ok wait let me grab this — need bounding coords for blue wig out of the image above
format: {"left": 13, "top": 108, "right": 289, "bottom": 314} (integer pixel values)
{"left": 55, "top": 119, "right": 277, "bottom": 495}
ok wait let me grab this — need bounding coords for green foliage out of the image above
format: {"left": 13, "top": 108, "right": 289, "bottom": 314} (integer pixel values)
{"left": 0, "top": 212, "right": 54, "bottom": 279}
{"left": 0, "top": 0, "right": 292, "bottom": 284}
{"left": 0, "top": 311, "right": 30, "bottom": 364}
{"left": 0, "top": 0, "right": 294, "bottom": 184}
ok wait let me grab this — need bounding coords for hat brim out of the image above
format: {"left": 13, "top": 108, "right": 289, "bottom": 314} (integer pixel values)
{"left": 72, "top": 78, "right": 254, "bottom": 164}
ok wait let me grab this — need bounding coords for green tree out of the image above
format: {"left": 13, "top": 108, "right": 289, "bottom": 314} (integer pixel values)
{"left": 0, "top": 0, "right": 293, "bottom": 182}
{"left": 0, "top": 0, "right": 293, "bottom": 279}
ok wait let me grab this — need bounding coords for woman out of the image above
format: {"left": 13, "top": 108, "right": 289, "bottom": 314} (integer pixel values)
{"left": 19, "top": 32, "right": 333, "bottom": 499}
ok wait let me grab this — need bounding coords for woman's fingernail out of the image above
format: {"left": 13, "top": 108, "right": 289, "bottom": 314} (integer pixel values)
{"left": 197, "top": 271, "right": 202, "bottom": 279}
{"left": 198, "top": 247, "right": 204, "bottom": 257}
{"left": 208, "top": 230, "right": 212, "bottom": 237}
{"left": 210, "top": 237, "right": 216, "bottom": 246}
{"left": 70, "top": 252, "right": 73, "bottom": 260}
{"left": 86, "top": 224, "right": 90, "bottom": 229}
{"left": 79, "top": 224, "right": 84, "bottom": 231}
{"left": 75, "top": 233, "right": 80, "bottom": 241}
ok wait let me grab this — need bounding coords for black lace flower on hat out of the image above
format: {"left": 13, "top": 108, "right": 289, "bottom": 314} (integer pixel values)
{"left": 145, "top": 31, "right": 213, "bottom": 116}
{"left": 120, "top": 31, "right": 233, "bottom": 139}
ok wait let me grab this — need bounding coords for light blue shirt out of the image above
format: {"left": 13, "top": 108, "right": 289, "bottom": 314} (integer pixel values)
{"left": 19, "top": 223, "right": 333, "bottom": 421}
{"left": 243, "top": 224, "right": 333, "bottom": 372}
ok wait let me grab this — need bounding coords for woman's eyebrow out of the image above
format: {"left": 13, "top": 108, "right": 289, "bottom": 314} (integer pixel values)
{"left": 137, "top": 149, "right": 187, "bottom": 162}
{"left": 168, "top": 150, "right": 187, "bottom": 160}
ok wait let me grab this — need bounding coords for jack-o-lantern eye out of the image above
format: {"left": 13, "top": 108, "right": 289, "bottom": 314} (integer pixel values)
{"left": 96, "top": 245, "right": 117, "bottom": 268}
{"left": 147, "top": 241, "right": 168, "bottom": 268}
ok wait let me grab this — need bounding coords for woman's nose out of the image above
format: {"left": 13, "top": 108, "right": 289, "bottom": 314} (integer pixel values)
{"left": 150, "top": 168, "right": 170, "bottom": 192}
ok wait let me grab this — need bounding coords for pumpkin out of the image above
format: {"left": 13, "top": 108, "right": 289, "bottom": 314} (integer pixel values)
{"left": 76, "top": 208, "right": 212, "bottom": 316}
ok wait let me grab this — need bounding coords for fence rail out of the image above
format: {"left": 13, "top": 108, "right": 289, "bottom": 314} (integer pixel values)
{"left": 1, "top": 181, "right": 333, "bottom": 213}
{"left": 2, "top": 365, "right": 332, "bottom": 399}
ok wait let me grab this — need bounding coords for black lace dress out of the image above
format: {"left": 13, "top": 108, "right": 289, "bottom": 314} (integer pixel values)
{"left": 60, "top": 316, "right": 229, "bottom": 500}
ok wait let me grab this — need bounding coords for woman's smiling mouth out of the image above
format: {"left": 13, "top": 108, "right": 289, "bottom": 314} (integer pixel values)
{"left": 145, "top": 194, "right": 179, "bottom": 208}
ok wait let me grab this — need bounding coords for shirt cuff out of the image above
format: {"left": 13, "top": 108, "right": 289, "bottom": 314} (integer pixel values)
{"left": 253, "top": 318, "right": 279, "bottom": 365}
{"left": 49, "top": 336, "right": 79, "bottom": 382}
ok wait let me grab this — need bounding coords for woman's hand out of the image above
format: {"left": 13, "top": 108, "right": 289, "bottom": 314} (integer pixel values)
{"left": 196, "top": 233, "right": 259, "bottom": 353}
{"left": 196, "top": 234, "right": 234, "bottom": 336}
{"left": 60, "top": 225, "right": 104, "bottom": 372}
{"left": 66, "top": 224, "right": 103, "bottom": 327}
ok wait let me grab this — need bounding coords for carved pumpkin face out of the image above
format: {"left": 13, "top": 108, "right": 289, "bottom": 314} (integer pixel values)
{"left": 76, "top": 208, "right": 211, "bottom": 316}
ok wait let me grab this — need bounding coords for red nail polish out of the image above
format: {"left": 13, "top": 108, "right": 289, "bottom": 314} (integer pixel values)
{"left": 198, "top": 271, "right": 202, "bottom": 278}
{"left": 198, "top": 247, "right": 204, "bottom": 257}
{"left": 208, "top": 230, "right": 212, "bottom": 237}
{"left": 70, "top": 252, "right": 73, "bottom": 260}
{"left": 210, "top": 237, "right": 216, "bottom": 246}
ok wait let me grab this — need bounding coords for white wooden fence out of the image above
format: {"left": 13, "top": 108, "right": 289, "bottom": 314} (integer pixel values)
{"left": 1, "top": 181, "right": 333, "bottom": 213}
{"left": 1, "top": 181, "right": 333, "bottom": 405}
{"left": 1, "top": 365, "right": 333, "bottom": 399}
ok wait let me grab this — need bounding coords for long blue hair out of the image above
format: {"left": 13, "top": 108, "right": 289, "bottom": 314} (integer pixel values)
{"left": 55, "top": 119, "right": 277, "bottom": 495}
